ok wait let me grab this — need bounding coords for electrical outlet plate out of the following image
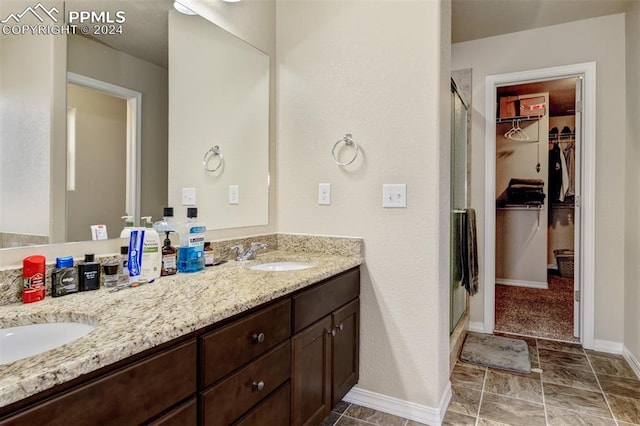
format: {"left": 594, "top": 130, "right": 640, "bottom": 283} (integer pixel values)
{"left": 382, "top": 184, "right": 407, "bottom": 208}
{"left": 229, "top": 185, "right": 239, "bottom": 205}
{"left": 318, "top": 183, "right": 331, "bottom": 205}
{"left": 182, "top": 187, "right": 196, "bottom": 206}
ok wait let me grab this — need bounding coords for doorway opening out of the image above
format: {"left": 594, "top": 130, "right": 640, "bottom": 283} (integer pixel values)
{"left": 483, "top": 63, "right": 596, "bottom": 349}
{"left": 66, "top": 72, "right": 141, "bottom": 241}
{"left": 495, "top": 77, "right": 580, "bottom": 342}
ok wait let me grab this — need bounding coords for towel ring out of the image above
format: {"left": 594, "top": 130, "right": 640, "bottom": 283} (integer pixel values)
{"left": 331, "top": 134, "right": 359, "bottom": 166}
{"left": 203, "top": 146, "right": 224, "bottom": 172}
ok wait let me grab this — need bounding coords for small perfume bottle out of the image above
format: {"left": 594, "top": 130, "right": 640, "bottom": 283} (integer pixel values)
{"left": 52, "top": 256, "right": 78, "bottom": 297}
{"left": 78, "top": 254, "right": 100, "bottom": 291}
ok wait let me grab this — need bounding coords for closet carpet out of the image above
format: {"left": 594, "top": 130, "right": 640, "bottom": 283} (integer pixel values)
{"left": 495, "top": 272, "right": 578, "bottom": 342}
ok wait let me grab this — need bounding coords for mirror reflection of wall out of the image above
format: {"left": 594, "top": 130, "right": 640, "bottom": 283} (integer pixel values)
{"left": 0, "top": 1, "right": 270, "bottom": 249}
{"left": 168, "top": 11, "right": 269, "bottom": 230}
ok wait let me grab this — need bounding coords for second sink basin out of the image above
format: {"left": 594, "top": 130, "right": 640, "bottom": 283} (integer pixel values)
{"left": 249, "top": 262, "right": 314, "bottom": 272}
{"left": 0, "top": 322, "right": 96, "bottom": 365}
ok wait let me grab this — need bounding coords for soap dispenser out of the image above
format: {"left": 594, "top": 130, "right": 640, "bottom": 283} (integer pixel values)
{"left": 120, "top": 215, "right": 135, "bottom": 239}
{"left": 141, "top": 216, "right": 161, "bottom": 281}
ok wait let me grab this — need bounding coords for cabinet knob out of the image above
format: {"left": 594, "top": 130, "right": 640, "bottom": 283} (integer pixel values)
{"left": 328, "top": 328, "right": 336, "bottom": 337}
{"left": 338, "top": 323, "right": 344, "bottom": 331}
{"left": 252, "top": 380, "right": 265, "bottom": 391}
{"left": 252, "top": 332, "right": 265, "bottom": 344}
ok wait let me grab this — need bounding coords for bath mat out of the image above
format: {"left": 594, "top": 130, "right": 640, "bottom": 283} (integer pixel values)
{"left": 460, "top": 332, "right": 531, "bottom": 373}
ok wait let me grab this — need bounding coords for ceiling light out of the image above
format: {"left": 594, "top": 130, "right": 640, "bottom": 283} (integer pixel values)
{"left": 173, "top": 1, "right": 197, "bottom": 15}
{"left": 222, "top": 0, "right": 242, "bottom": 3}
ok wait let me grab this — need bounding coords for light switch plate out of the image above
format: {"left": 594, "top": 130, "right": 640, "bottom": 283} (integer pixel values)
{"left": 229, "top": 185, "right": 239, "bottom": 205}
{"left": 318, "top": 183, "right": 331, "bottom": 205}
{"left": 182, "top": 187, "right": 196, "bottom": 206}
{"left": 382, "top": 184, "right": 407, "bottom": 208}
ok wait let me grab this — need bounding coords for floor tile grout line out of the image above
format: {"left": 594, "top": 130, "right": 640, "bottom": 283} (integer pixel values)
{"left": 474, "top": 366, "right": 487, "bottom": 426}
{"left": 536, "top": 338, "right": 550, "bottom": 426}
{"left": 584, "top": 347, "right": 620, "bottom": 425}
{"left": 332, "top": 403, "right": 351, "bottom": 426}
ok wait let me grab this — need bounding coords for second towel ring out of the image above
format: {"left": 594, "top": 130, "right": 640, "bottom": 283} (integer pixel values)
{"left": 332, "top": 134, "right": 359, "bottom": 166}
{"left": 203, "top": 145, "right": 224, "bottom": 172}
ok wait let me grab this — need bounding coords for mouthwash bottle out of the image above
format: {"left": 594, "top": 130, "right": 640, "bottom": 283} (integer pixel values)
{"left": 178, "top": 207, "right": 206, "bottom": 273}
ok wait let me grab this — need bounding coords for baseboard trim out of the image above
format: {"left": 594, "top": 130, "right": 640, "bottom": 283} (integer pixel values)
{"left": 622, "top": 346, "right": 640, "bottom": 379}
{"left": 593, "top": 339, "right": 624, "bottom": 354}
{"left": 495, "top": 278, "right": 548, "bottom": 289}
{"left": 468, "top": 321, "right": 485, "bottom": 333}
{"left": 343, "top": 383, "right": 452, "bottom": 426}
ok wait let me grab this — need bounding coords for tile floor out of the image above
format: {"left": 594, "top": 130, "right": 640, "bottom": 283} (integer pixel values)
{"left": 321, "top": 337, "right": 640, "bottom": 426}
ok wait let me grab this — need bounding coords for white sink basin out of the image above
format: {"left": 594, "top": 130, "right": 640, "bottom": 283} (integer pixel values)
{"left": 0, "top": 322, "right": 95, "bottom": 365}
{"left": 249, "top": 262, "right": 314, "bottom": 272}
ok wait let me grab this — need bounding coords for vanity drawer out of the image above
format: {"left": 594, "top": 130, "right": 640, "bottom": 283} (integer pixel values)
{"left": 201, "top": 299, "right": 291, "bottom": 387}
{"left": 293, "top": 267, "right": 360, "bottom": 333}
{"left": 200, "top": 341, "right": 291, "bottom": 426}
{"left": 234, "top": 382, "right": 290, "bottom": 426}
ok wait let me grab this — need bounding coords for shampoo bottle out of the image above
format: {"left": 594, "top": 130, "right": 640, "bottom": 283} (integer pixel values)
{"left": 141, "top": 216, "right": 161, "bottom": 281}
{"left": 177, "top": 207, "right": 205, "bottom": 273}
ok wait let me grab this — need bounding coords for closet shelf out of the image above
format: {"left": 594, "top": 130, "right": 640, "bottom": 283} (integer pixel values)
{"left": 496, "top": 115, "right": 543, "bottom": 124}
{"left": 496, "top": 204, "right": 543, "bottom": 210}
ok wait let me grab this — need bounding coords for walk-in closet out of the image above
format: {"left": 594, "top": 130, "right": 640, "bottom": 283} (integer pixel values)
{"left": 494, "top": 77, "right": 580, "bottom": 342}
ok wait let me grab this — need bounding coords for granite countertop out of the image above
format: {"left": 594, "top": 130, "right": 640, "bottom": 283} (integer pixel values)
{"left": 0, "top": 249, "right": 362, "bottom": 409}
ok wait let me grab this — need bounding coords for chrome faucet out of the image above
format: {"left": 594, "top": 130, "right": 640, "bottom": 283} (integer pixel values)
{"left": 230, "top": 242, "right": 267, "bottom": 261}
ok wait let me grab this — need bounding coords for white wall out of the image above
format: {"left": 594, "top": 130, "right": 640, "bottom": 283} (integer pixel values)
{"left": 495, "top": 108, "right": 548, "bottom": 285}
{"left": 453, "top": 14, "right": 626, "bottom": 344}
{"left": 277, "top": 0, "right": 451, "bottom": 411}
{"left": 624, "top": 4, "right": 640, "bottom": 366}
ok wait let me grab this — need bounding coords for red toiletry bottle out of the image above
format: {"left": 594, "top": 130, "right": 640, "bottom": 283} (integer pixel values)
{"left": 23, "top": 255, "right": 46, "bottom": 303}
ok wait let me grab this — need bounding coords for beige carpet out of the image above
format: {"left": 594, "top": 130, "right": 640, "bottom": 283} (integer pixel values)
{"left": 495, "top": 272, "right": 578, "bottom": 342}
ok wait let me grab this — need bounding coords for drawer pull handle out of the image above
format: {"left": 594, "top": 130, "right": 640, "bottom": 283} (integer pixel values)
{"left": 252, "top": 332, "right": 265, "bottom": 344}
{"left": 252, "top": 380, "right": 265, "bottom": 391}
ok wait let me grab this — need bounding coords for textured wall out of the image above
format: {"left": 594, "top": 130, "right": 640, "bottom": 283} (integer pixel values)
{"left": 277, "top": 0, "right": 451, "bottom": 408}
{"left": 624, "top": 4, "right": 640, "bottom": 366}
{"left": 453, "top": 14, "right": 627, "bottom": 344}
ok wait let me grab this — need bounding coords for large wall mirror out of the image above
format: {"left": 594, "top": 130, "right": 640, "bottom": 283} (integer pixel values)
{"left": 0, "top": 0, "right": 269, "bottom": 249}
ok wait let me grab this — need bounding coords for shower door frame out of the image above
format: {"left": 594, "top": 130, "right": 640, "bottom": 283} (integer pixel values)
{"left": 482, "top": 62, "right": 596, "bottom": 349}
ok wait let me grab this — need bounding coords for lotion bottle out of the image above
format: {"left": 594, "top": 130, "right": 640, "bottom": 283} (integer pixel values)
{"left": 141, "top": 216, "right": 161, "bottom": 281}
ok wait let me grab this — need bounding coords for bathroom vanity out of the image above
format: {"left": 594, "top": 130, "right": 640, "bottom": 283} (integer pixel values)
{"left": 0, "top": 247, "right": 361, "bottom": 425}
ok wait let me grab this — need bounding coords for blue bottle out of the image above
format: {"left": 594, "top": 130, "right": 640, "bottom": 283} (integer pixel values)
{"left": 177, "top": 207, "right": 206, "bottom": 273}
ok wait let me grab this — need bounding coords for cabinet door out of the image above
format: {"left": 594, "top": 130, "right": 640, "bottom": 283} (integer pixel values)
{"left": 291, "top": 316, "right": 332, "bottom": 426}
{"left": 331, "top": 298, "right": 359, "bottom": 406}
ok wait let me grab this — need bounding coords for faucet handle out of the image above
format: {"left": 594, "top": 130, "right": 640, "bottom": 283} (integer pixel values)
{"left": 230, "top": 244, "right": 245, "bottom": 256}
{"left": 250, "top": 242, "right": 267, "bottom": 250}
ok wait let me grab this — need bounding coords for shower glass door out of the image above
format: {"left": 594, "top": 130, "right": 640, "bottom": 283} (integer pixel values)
{"left": 450, "top": 81, "right": 468, "bottom": 334}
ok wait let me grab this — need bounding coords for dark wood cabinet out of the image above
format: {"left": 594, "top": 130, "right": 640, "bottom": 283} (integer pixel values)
{"left": 291, "top": 269, "right": 360, "bottom": 426}
{"left": 0, "top": 340, "right": 197, "bottom": 426}
{"left": 0, "top": 267, "right": 360, "bottom": 426}
{"left": 331, "top": 298, "right": 360, "bottom": 406}
{"left": 291, "top": 316, "right": 333, "bottom": 426}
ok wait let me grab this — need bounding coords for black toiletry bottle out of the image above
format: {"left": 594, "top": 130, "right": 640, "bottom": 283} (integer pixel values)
{"left": 52, "top": 256, "right": 79, "bottom": 297}
{"left": 161, "top": 232, "right": 177, "bottom": 276}
{"left": 78, "top": 254, "right": 101, "bottom": 291}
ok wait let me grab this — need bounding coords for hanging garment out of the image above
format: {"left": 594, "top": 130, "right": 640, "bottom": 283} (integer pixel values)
{"left": 549, "top": 143, "right": 563, "bottom": 202}
{"left": 559, "top": 143, "right": 570, "bottom": 202}
{"left": 564, "top": 144, "right": 575, "bottom": 197}
{"left": 461, "top": 209, "right": 479, "bottom": 296}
